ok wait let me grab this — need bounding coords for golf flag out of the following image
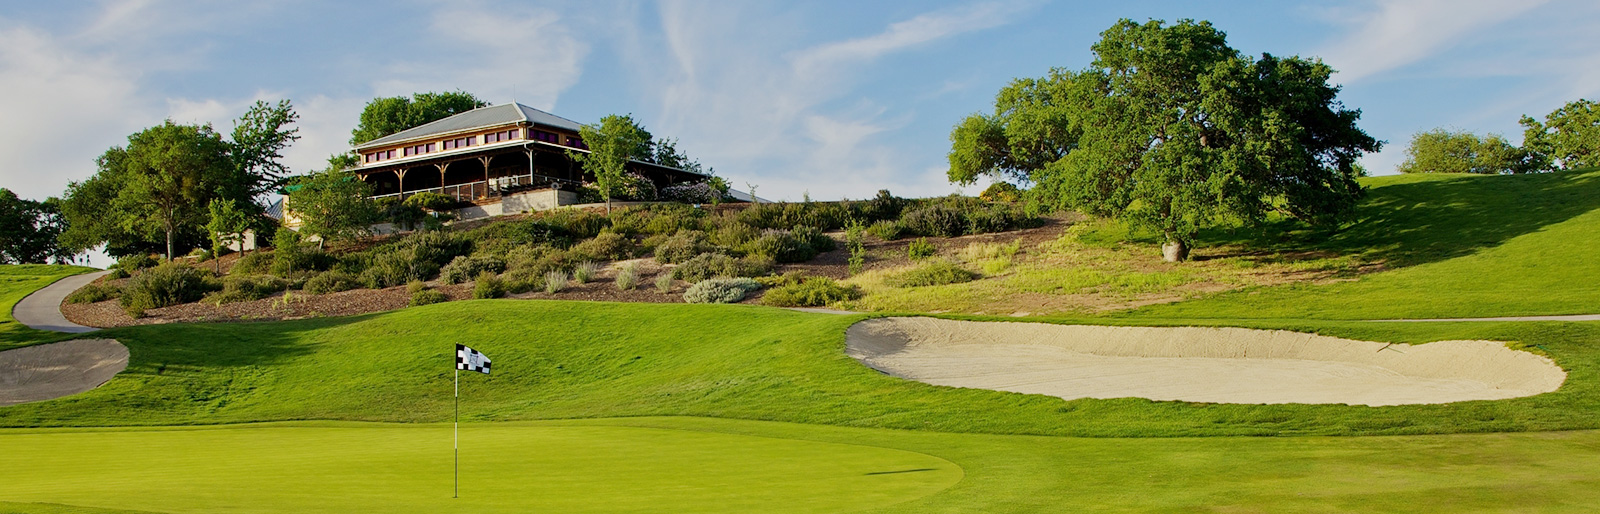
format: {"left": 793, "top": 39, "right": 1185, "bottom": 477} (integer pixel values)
{"left": 456, "top": 344, "right": 491, "bottom": 374}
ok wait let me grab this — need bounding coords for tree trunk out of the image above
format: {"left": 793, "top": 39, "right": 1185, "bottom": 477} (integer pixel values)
{"left": 165, "top": 226, "right": 174, "bottom": 262}
{"left": 1161, "top": 239, "right": 1190, "bottom": 263}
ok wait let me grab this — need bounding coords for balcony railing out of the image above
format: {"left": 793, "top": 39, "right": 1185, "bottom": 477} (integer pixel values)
{"left": 369, "top": 173, "right": 583, "bottom": 202}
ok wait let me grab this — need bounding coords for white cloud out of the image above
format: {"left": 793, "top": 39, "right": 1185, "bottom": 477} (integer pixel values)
{"left": 372, "top": 5, "right": 588, "bottom": 111}
{"left": 0, "top": 23, "right": 147, "bottom": 200}
{"left": 631, "top": 1, "right": 1029, "bottom": 201}
{"left": 1317, "top": 0, "right": 1546, "bottom": 84}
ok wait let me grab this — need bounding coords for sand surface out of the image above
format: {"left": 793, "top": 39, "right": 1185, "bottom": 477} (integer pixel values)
{"left": 0, "top": 339, "right": 128, "bottom": 406}
{"left": 846, "top": 318, "right": 1566, "bottom": 406}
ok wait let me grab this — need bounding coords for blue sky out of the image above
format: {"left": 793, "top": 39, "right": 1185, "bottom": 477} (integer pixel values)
{"left": 2, "top": 0, "right": 1597, "bottom": 205}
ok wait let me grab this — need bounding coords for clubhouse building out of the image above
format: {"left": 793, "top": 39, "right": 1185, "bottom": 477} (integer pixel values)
{"left": 349, "top": 103, "right": 709, "bottom": 215}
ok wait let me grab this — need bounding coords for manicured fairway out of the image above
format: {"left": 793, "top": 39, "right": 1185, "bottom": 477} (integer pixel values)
{"left": 8, "top": 417, "right": 1600, "bottom": 513}
{"left": 0, "top": 420, "right": 960, "bottom": 514}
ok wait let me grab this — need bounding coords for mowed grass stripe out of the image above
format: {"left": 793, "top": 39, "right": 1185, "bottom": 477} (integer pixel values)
{"left": 0, "top": 421, "right": 960, "bottom": 514}
{"left": 9, "top": 417, "right": 1600, "bottom": 513}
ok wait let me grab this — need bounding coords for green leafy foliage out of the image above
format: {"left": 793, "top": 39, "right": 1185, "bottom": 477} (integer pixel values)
{"left": 65, "top": 283, "right": 120, "bottom": 304}
{"left": 683, "top": 277, "right": 761, "bottom": 303}
{"left": 1397, "top": 129, "right": 1536, "bottom": 174}
{"left": 571, "top": 232, "right": 636, "bottom": 261}
{"left": 407, "top": 288, "right": 448, "bottom": 307}
{"left": 570, "top": 114, "right": 654, "bottom": 211}
{"left": 440, "top": 255, "right": 506, "bottom": 285}
{"left": 907, "top": 238, "right": 937, "bottom": 260}
{"left": 287, "top": 170, "right": 380, "bottom": 244}
{"left": 885, "top": 259, "right": 978, "bottom": 287}
{"left": 653, "top": 230, "right": 713, "bottom": 264}
{"left": 759, "top": 277, "right": 861, "bottom": 307}
{"left": 204, "top": 274, "right": 288, "bottom": 305}
{"left": 1520, "top": 98, "right": 1600, "bottom": 170}
{"left": 349, "top": 91, "right": 486, "bottom": 146}
{"left": 472, "top": 271, "right": 506, "bottom": 299}
{"left": 950, "top": 19, "right": 1379, "bottom": 255}
{"left": 0, "top": 189, "right": 68, "bottom": 264}
{"left": 303, "top": 270, "right": 362, "bottom": 295}
{"left": 117, "top": 254, "right": 158, "bottom": 273}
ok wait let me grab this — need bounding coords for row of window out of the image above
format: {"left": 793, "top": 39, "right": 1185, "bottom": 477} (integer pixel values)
{"left": 484, "top": 129, "right": 519, "bottom": 144}
{"left": 364, "top": 127, "right": 589, "bottom": 164}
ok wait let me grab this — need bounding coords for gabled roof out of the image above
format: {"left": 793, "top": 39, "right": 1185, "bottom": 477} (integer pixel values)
{"left": 354, "top": 103, "right": 585, "bottom": 150}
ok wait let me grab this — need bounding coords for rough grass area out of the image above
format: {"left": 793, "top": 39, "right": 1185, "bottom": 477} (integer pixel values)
{"left": 1136, "top": 169, "right": 1600, "bottom": 319}
{"left": 0, "top": 265, "right": 96, "bottom": 350}
{"left": 5, "top": 300, "right": 1599, "bottom": 438}
{"left": 7, "top": 417, "right": 1600, "bottom": 513}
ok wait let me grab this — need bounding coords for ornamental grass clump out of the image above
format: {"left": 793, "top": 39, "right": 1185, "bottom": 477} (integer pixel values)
{"left": 908, "top": 238, "right": 937, "bottom": 260}
{"left": 654, "top": 272, "right": 674, "bottom": 293}
{"left": 653, "top": 230, "right": 713, "bottom": 264}
{"left": 885, "top": 259, "right": 978, "bottom": 288}
{"left": 544, "top": 270, "right": 570, "bottom": 293}
{"left": 408, "top": 288, "right": 448, "bottom": 307}
{"left": 572, "top": 261, "right": 600, "bottom": 284}
{"left": 614, "top": 263, "right": 641, "bottom": 291}
{"left": 672, "top": 253, "right": 773, "bottom": 283}
{"left": 683, "top": 277, "right": 762, "bottom": 304}
{"left": 303, "top": 270, "right": 362, "bottom": 295}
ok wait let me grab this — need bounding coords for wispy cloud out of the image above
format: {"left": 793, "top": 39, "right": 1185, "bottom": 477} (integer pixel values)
{"left": 372, "top": 4, "right": 588, "bottom": 111}
{"left": 632, "top": 1, "right": 1032, "bottom": 200}
{"left": 1317, "top": 0, "right": 1546, "bottom": 83}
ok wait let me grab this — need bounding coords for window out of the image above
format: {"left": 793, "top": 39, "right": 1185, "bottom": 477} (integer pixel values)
{"left": 386, "top": 150, "right": 395, "bottom": 159}
{"left": 467, "top": 136, "right": 476, "bottom": 146}
{"left": 426, "top": 143, "right": 436, "bottom": 153}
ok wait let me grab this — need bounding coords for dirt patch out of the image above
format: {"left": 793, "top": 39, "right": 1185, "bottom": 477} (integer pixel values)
{"left": 846, "top": 317, "right": 1566, "bottom": 406}
{"left": 0, "top": 339, "right": 128, "bottom": 406}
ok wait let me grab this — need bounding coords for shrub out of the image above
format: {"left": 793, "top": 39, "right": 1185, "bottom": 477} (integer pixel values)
{"left": 572, "top": 261, "right": 600, "bottom": 284}
{"left": 440, "top": 255, "right": 507, "bottom": 285}
{"left": 303, "top": 270, "right": 362, "bottom": 295}
{"left": 409, "top": 288, "right": 448, "bottom": 307}
{"left": 845, "top": 219, "right": 867, "bottom": 275}
{"left": 900, "top": 203, "right": 965, "bottom": 237}
{"left": 867, "top": 220, "right": 903, "bottom": 241}
{"left": 544, "top": 270, "right": 570, "bottom": 293}
{"left": 536, "top": 208, "right": 608, "bottom": 239}
{"left": 407, "top": 280, "right": 427, "bottom": 294}
{"left": 908, "top": 237, "right": 937, "bottom": 259}
{"left": 615, "top": 263, "right": 641, "bottom": 290}
{"left": 204, "top": 274, "right": 289, "bottom": 305}
{"left": 980, "top": 182, "right": 1023, "bottom": 203}
{"left": 653, "top": 230, "right": 713, "bottom": 264}
{"left": 738, "top": 229, "right": 825, "bottom": 263}
{"left": 472, "top": 271, "right": 506, "bottom": 299}
{"left": 884, "top": 259, "right": 978, "bottom": 288}
{"left": 709, "top": 221, "right": 760, "bottom": 248}
{"left": 672, "top": 253, "right": 774, "bottom": 282}
{"left": 66, "top": 283, "right": 120, "bottom": 304}
{"left": 571, "top": 232, "right": 636, "bottom": 261}
{"left": 654, "top": 272, "right": 675, "bottom": 293}
{"left": 760, "top": 277, "right": 861, "bottom": 307}
{"left": 792, "top": 226, "right": 836, "bottom": 253}
{"left": 119, "top": 263, "right": 218, "bottom": 317}
{"left": 117, "top": 254, "right": 158, "bottom": 272}
{"left": 233, "top": 251, "right": 273, "bottom": 274}
{"left": 859, "top": 189, "right": 907, "bottom": 221}
{"left": 106, "top": 268, "right": 130, "bottom": 279}
{"left": 359, "top": 231, "right": 473, "bottom": 288}
{"left": 501, "top": 267, "right": 545, "bottom": 294}
{"left": 683, "top": 277, "right": 762, "bottom": 304}
{"left": 403, "top": 191, "right": 461, "bottom": 212}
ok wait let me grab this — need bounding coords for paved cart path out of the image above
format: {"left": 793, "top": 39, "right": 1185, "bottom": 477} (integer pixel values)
{"left": 12, "top": 270, "right": 111, "bottom": 333}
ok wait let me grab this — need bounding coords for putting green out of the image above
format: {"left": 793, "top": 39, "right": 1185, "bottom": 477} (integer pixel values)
{"left": 0, "top": 422, "right": 961, "bottom": 514}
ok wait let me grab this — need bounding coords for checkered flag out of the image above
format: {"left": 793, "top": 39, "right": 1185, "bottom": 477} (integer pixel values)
{"left": 456, "top": 344, "right": 491, "bottom": 374}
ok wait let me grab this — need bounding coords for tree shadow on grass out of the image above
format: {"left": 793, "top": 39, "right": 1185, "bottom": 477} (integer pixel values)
{"left": 1199, "top": 169, "right": 1600, "bottom": 268}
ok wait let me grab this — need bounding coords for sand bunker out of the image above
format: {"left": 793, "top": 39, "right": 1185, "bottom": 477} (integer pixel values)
{"left": 846, "top": 318, "right": 1565, "bottom": 406}
{"left": 0, "top": 339, "right": 128, "bottom": 406}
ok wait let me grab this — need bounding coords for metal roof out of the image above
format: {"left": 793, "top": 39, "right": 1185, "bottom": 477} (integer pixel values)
{"left": 354, "top": 103, "right": 585, "bottom": 150}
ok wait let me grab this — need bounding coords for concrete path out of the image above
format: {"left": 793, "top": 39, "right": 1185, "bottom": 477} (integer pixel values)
{"left": 12, "top": 270, "right": 111, "bottom": 333}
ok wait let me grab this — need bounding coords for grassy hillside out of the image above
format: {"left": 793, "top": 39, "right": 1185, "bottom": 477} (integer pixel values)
{"left": 1135, "top": 169, "right": 1600, "bottom": 319}
{"left": 5, "top": 300, "right": 1599, "bottom": 437}
{"left": 0, "top": 265, "right": 95, "bottom": 349}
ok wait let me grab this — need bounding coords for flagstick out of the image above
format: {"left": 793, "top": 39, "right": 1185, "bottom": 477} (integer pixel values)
{"left": 454, "top": 366, "right": 459, "bottom": 499}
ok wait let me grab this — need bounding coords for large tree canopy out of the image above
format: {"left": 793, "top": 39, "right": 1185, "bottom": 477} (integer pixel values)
{"left": 61, "top": 102, "right": 299, "bottom": 259}
{"left": 1520, "top": 98, "right": 1600, "bottom": 171}
{"left": 1397, "top": 129, "right": 1536, "bottom": 175}
{"left": 949, "top": 19, "right": 1380, "bottom": 261}
{"left": 349, "top": 91, "right": 486, "bottom": 146}
{"left": 0, "top": 189, "right": 70, "bottom": 264}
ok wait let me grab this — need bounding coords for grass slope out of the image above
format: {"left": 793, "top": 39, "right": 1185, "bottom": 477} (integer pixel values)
{"left": 4, "top": 300, "right": 1598, "bottom": 437}
{"left": 1137, "top": 169, "right": 1600, "bottom": 319}
{"left": 0, "top": 264, "right": 95, "bottom": 350}
{"left": 7, "top": 417, "right": 1600, "bottom": 513}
